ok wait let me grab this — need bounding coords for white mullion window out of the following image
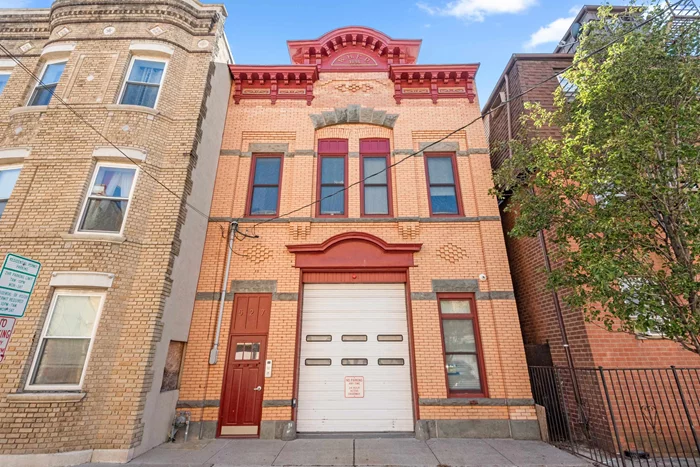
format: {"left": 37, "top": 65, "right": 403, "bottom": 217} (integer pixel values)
{"left": 28, "top": 60, "right": 67, "bottom": 106}
{"left": 26, "top": 290, "right": 106, "bottom": 391}
{"left": 0, "top": 165, "right": 22, "bottom": 219}
{"left": 119, "top": 57, "right": 167, "bottom": 109}
{"left": 77, "top": 163, "right": 138, "bottom": 235}
{"left": 0, "top": 70, "right": 11, "bottom": 95}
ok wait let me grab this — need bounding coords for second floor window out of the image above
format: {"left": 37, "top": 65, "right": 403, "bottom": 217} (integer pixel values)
{"left": 317, "top": 139, "right": 348, "bottom": 217}
{"left": 0, "top": 71, "right": 10, "bottom": 95}
{"left": 248, "top": 155, "right": 283, "bottom": 216}
{"left": 360, "top": 139, "right": 392, "bottom": 217}
{"left": 0, "top": 166, "right": 21, "bottom": 219}
{"left": 78, "top": 163, "right": 137, "bottom": 234}
{"left": 28, "top": 61, "right": 66, "bottom": 106}
{"left": 120, "top": 58, "right": 166, "bottom": 108}
{"left": 425, "top": 154, "right": 462, "bottom": 216}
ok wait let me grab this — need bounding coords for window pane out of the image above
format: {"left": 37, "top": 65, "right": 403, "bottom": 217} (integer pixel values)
{"left": 80, "top": 199, "right": 128, "bottom": 232}
{"left": 363, "top": 157, "right": 387, "bottom": 185}
{"left": 446, "top": 354, "right": 481, "bottom": 391}
{"left": 0, "top": 168, "right": 21, "bottom": 199}
{"left": 250, "top": 187, "right": 279, "bottom": 215}
{"left": 29, "top": 84, "right": 57, "bottom": 106}
{"left": 427, "top": 157, "right": 455, "bottom": 184}
{"left": 321, "top": 158, "right": 344, "bottom": 184}
{"left": 92, "top": 166, "right": 136, "bottom": 198}
{"left": 320, "top": 186, "right": 344, "bottom": 214}
{"left": 442, "top": 319, "right": 476, "bottom": 353}
{"left": 253, "top": 158, "right": 281, "bottom": 185}
{"left": 128, "top": 59, "right": 165, "bottom": 84}
{"left": 440, "top": 300, "right": 471, "bottom": 315}
{"left": 0, "top": 201, "right": 6, "bottom": 218}
{"left": 430, "top": 186, "right": 458, "bottom": 214}
{"left": 46, "top": 295, "right": 101, "bottom": 337}
{"left": 0, "top": 74, "right": 9, "bottom": 94}
{"left": 364, "top": 186, "right": 388, "bottom": 215}
{"left": 32, "top": 338, "right": 90, "bottom": 385}
{"left": 42, "top": 62, "right": 66, "bottom": 85}
{"left": 121, "top": 83, "right": 159, "bottom": 108}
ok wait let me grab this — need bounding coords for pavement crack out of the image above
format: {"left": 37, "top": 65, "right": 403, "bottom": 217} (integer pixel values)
{"left": 271, "top": 440, "right": 287, "bottom": 466}
{"left": 424, "top": 439, "right": 442, "bottom": 466}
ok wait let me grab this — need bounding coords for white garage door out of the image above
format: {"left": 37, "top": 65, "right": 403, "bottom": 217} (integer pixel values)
{"left": 297, "top": 283, "right": 414, "bottom": 432}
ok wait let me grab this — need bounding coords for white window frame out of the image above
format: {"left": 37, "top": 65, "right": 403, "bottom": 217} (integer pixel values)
{"left": 25, "top": 289, "right": 106, "bottom": 391}
{"left": 117, "top": 56, "right": 168, "bottom": 109}
{"left": 0, "top": 70, "right": 11, "bottom": 95}
{"left": 75, "top": 162, "right": 139, "bottom": 236}
{"left": 0, "top": 164, "right": 23, "bottom": 217}
{"left": 26, "top": 58, "right": 68, "bottom": 107}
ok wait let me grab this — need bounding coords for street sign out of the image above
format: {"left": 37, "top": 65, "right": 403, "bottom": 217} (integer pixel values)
{"left": 0, "top": 316, "right": 16, "bottom": 363}
{"left": 0, "top": 254, "right": 41, "bottom": 318}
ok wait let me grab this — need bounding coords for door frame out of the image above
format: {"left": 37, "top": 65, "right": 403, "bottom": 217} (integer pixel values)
{"left": 217, "top": 294, "right": 271, "bottom": 438}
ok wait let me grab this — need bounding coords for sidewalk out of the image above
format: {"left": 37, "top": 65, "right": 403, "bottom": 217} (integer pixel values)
{"left": 84, "top": 438, "right": 592, "bottom": 467}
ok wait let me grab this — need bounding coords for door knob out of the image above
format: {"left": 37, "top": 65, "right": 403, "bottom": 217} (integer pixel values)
{"left": 253, "top": 386, "right": 262, "bottom": 391}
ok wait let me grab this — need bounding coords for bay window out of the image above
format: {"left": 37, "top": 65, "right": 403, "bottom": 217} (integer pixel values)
{"left": 78, "top": 163, "right": 138, "bottom": 234}
{"left": 27, "top": 291, "right": 105, "bottom": 390}
{"left": 438, "top": 294, "right": 487, "bottom": 397}
{"left": 28, "top": 60, "right": 66, "bottom": 106}
{"left": 119, "top": 58, "right": 167, "bottom": 108}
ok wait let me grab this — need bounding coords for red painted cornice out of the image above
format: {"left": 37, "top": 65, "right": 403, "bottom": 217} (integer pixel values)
{"left": 288, "top": 232, "right": 422, "bottom": 254}
{"left": 287, "top": 26, "right": 422, "bottom": 72}
{"left": 389, "top": 64, "right": 480, "bottom": 104}
{"left": 228, "top": 65, "right": 319, "bottom": 105}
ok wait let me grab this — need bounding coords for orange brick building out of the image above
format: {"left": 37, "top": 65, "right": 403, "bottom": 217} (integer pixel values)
{"left": 178, "top": 26, "right": 538, "bottom": 440}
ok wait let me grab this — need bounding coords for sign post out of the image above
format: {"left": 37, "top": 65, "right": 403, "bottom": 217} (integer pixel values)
{"left": 0, "top": 253, "right": 40, "bottom": 319}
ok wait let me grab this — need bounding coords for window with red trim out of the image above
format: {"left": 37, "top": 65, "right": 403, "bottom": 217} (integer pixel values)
{"left": 425, "top": 153, "right": 463, "bottom": 216}
{"left": 317, "top": 139, "right": 348, "bottom": 217}
{"left": 360, "top": 139, "right": 392, "bottom": 217}
{"left": 438, "top": 294, "right": 487, "bottom": 397}
{"left": 247, "top": 154, "right": 283, "bottom": 217}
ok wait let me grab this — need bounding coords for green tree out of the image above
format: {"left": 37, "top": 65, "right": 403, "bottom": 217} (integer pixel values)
{"left": 493, "top": 5, "right": 700, "bottom": 354}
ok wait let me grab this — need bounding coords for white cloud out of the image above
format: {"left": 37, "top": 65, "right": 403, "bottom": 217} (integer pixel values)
{"left": 524, "top": 14, "right": 576, "bottom": 49}
{"left": 417, "top": 0, "right": 538, "bottom": 22}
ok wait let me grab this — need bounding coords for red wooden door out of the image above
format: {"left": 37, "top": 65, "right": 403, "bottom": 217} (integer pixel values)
{"left": 218, "top": 334, "right": 267, "bottom": 437}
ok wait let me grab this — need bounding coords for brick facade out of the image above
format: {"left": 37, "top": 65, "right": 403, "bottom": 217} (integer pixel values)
{"left": 178, "top": 27, "right": 538, "bottom": 440}
{"left": 0, "top": 0, "right": 230, "bottom": 463}
{"left": 484, "top": 54, "right": 700, "bottom": 369}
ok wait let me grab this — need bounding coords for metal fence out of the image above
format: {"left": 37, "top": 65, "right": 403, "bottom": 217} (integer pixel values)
{"left": 529, "top": 366, "right": 700, "bottom": 466}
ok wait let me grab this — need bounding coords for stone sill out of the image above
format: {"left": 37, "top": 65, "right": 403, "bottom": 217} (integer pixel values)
{"left": 6, "top": 392, "right": 86, "bottom": 403}
{"left": 105, "top": 104, "right": 160, "bottom": 117}
{"left": 61, "top": 232, "right": 126, "bottom": 244}
{"left": 8, "top": 105, "right": 48, "bottom": 117}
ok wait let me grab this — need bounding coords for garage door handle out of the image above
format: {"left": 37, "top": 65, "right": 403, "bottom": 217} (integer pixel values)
{"left": 253, "top": 386, "right": 262, "bottom": 391}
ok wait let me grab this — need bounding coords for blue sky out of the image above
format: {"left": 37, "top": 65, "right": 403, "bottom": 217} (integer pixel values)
{"left": 6, "top": 0, "right": 619, "bottom": 104}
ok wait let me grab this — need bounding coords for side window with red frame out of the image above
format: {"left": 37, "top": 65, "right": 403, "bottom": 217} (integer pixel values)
{"left": 247, "top": 154, "right": 283, "bottom": 217}
{"left": 360, "top": 139, "right": 392, "bottom": 217}
{"left": 438, "top": 294, "right": 487, "bottom": 397}
{"left": 425, "top": 153, "right": 463, "bottom": 216}
{"left": 317, "top": 139, "right": 348, "bottom": 217}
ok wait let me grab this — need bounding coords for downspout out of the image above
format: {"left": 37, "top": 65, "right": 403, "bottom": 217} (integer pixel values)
{"left": 209, "top": 220, "right": 237, "bottom": 365}
{"left": 504, "top": 74, "right": 514, "bottom": 160}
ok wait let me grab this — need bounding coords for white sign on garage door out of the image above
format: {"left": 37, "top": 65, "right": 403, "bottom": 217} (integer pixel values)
{"left": 297, "top": 283, "right": 414, "bottom": 432}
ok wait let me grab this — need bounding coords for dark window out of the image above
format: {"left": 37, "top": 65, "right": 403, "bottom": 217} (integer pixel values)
{"left": 341, "top": 358, "right": 368, "bottom": 366}
{"left": 248, "top": 155, "right": 282, "bottom": 216}
{"left": 79, "top": 164, "right": 137, "bottom": 233}
{"left": 120, "top": 59, "right": 166, "bottom": 108}
{"left": 161, "top": 341, "right": 185, "bottom": 392}
{"left": 305, "top": 358, "right": 332, "bottom": 366}
{"left": 426, "top": 155, "right": 461, "bottom": 215}
{"left": 341, "top": 335, "right": 367, "bottom": 342}
{"left": 29, "top": 61, "right": 66, "bottom": 106}
{"left": 438, "top": 294, "right": 487, "bottom": 397}
{"left": 378, "top": 358, "right": 404, "bottom": 366}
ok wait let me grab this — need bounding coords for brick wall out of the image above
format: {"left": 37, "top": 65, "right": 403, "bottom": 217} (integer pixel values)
{"left": 0, "top": 0, "right": 229, "bottom": 458}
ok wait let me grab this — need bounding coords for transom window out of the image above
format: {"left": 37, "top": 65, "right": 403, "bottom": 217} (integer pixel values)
{"left": 0, "top": 166, "right": 21, "bottom": 219}
{"left": 28, "top": 61, "right": 66, "bottom": 106}
{"left": 425, "top": 154, "right": 462, "bottom": 216}
{"left": 120, "top": 58, "right": 167, "bottom": 108}
{"left": 247, "top": 155, "right": 283, "bottom": 216}
{"left": 27, "top": 291, "right": 105, "bottom": 390}
{"left": 438, "top": 294, "right": 487, "bottom": 397}
{"left": 78, "top": 163, "right": 138, "bottom": 234}
{"left": 317, "top": 139, "right": 348, "bottom": 217}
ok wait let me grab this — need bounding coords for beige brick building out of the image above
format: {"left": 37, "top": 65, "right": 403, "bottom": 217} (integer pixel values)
{"left": 0, "top": 0, "right": 231, "bottom": 464}
{"left": 177, "top": 26, "right": 538, "bottom": 441}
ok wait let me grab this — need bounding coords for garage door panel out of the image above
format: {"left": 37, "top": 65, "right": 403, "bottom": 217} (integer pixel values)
{"left": 298, "top": 283, "right": 414, "bottom": 433}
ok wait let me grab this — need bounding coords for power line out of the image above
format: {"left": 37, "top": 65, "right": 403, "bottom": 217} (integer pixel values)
{"left": 250, "top": 0, "right": 680, "bottom": 230}
{"left": 0, "top": 42, "right": 213, "bottom": 222}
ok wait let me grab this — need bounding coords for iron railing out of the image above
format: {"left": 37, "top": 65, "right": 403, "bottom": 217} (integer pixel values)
{"left": 529, "top": 366, "right": 700, "bottom": 466}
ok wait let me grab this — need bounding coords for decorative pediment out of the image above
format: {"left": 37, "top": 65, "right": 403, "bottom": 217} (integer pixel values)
{"left": 390, "top": 64, "right": 479, "bottom": 104}
{"left": 309, "top": 105, "right": 398, "bottom": 130}
{"left": 287, "top": 26, "right": 421, "bottom": 72}
{"left": 229, "top": 65, "right": 319, "bottom": 105}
